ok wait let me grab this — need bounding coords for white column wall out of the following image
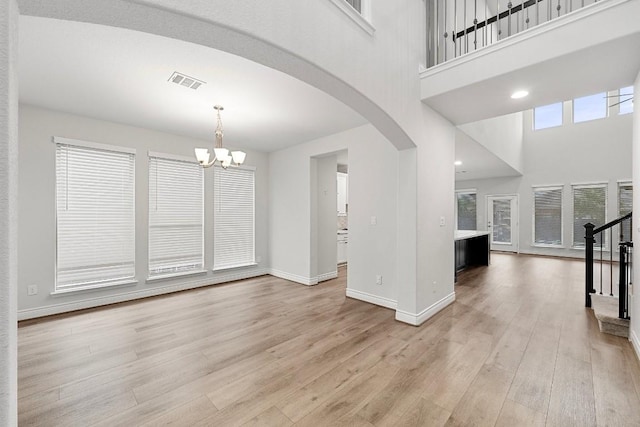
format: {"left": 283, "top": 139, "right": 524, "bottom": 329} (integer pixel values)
{"left": 631, "top": 72, "right": 640, "bottom": 355}
{"left": 0, "top": 0, "right": 18, "bottom": 424}
{"left": 316, "top": 155, "right": 339, "bottom": 279}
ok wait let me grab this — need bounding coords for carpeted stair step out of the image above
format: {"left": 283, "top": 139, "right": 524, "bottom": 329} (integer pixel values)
{"left": 591, "top": 294, "right": 629, "bottom": 338}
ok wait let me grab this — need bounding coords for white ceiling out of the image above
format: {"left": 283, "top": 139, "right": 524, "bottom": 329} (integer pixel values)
{"left": 424, "top": 32, "right": 640, "bottom": 125}
{"left": 454, "top": 129, "right": 521, "bottom": 182}
{"left": 421, "top": 0, "right": 640, "bottom": 126}
{"left": 18, "top": 16, "right": 368, "bottom": 153}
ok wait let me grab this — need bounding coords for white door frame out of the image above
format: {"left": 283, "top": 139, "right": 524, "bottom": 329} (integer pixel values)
{"left": 486, "top": 194, "right": 519, "bottom": 253}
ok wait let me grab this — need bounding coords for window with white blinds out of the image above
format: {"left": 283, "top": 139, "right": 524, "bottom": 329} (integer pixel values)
{"left": 533, "top": 186, "right": 562, "bottom": 246}
{"left": 618, "top": 182, "right": 633, "bottom": 242}
{"left": 148, "top": 153, "right": 204, "bottom": 278}
{"left": 572, "top": 184, "right": 607, "bottom": 248}
{"left": 55, "top": 137, "right": 135, "bottom": 291}
{"left": 213, "top": 166, "right": 255, "bottom": 270}
{"left": 456, "top": 191, "right": 477, "bottom": 230}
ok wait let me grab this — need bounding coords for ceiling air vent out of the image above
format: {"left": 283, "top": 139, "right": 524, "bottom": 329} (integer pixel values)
{"left": 168, "top": 71, "right": 206, "bottom": 90}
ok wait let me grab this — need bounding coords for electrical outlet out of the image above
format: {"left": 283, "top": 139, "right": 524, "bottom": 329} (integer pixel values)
{"left": 439, "top": 216, "right": 445, "bottom": 226}
{"left": 370, "top": 216, "right": 377, "bottom": 226}
{"left": 27, "top": 285, "right": 38, "bottom": 296}
{"left": 376, "top": 275, "right": 382, "bottom": 285}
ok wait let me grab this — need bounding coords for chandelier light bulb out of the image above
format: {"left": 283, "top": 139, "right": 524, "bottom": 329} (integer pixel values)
{"left": 194, "top": 104, "right": 247, "bottom": 168}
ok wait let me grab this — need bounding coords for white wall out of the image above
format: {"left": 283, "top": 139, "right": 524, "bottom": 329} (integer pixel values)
{"left": 0, "top": 0, "right": 18, "bottom": 424}
{"left": 17, "top": 105, "right": 270, "bottom": 319}
{"left": 314, "top": 155, "right": 338, "bottom": 279}
{"left": 414, "top": 106, "right": 456, "bottom": 322}
{"left": 270, "top": 124, "right": 398, "bottom": 306}
{"left": 458, "top": 112, "right": 524, "bottom": 173}
{"left": 456, "top": 100, "right": 633, "bottom": 258}
{"left": 631, "top": 72, "right": 640, "bottom": 356}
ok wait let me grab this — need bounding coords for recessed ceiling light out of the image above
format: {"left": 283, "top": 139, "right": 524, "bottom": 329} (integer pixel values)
{"left": 454, "top": 160, "right": 462, "bottom": 166}
{"left": 511, "top": 90, "right": 529, "bottom": 99}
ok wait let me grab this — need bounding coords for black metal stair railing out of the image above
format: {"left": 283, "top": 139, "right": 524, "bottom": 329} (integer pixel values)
{"left": 584, "top": 211, "right": 632, "bottom": 320}
{"left": 426, "top": 0, "right": 603, "bottom": 68}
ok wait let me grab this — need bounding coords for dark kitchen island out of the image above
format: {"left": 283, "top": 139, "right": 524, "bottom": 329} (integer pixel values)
{"left": 455, "top": 230, "right": 490, "bottom": 281}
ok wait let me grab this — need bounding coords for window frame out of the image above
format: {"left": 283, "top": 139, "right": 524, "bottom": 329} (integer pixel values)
{"left": 617, "top": 180, "right": 633, "bottom": 245}
{"left": 571, "top": 183, "right": 608, "bottom": 250}
{"left": 618, "top": 86, "right": 634, "bottom": 116}
{"left": 53, "top": 136, "right": 137, "bottom": 294}
{"left": 328, "top": 0, "right": 375, "bottom": 35}
{"left": 147, "top": 151, "right": 206, "bottom": 281}
{"left": 213, "top": 164, "right": 257, "bottom": 272}
{"left": 533, "top": 102, "right": 563, "bottom": 131}
{"left": 531, "top": 185, "right": 564, "bottom": 248}
{"left": 455, "top": 189, "right": 477, "bottom": 231}
{"left": 573, "top": 92, "right": 608, "bottom": 124}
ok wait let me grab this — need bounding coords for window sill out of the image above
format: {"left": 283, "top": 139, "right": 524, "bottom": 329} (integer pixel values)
{"left": 146, "top": 269, "right": 207, "bottom": 283}
{"left": 51, "top": 279, "right": 138, "bottom": 296}
{"left": 213, "top": 262, "right": 258, "bottom": 272}
{"left": 328, "top": 0, "right": 375, "bottom": 36}
{"left": 571, "top": 246, "right": 611, "bottom": 252}
{"left": 532, "top": 244, "right": 564, "bottom": 249}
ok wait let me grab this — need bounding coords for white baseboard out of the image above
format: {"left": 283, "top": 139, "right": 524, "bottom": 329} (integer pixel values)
{"left": 318, "top": 271, "right": 338, "bottom": 283}
{"left": 630, "top": 329, "right": 640, "bottom": 363}
{"left": 269, "top": 269, "right": 316, "bottom": 286}
{"left": 395, "top": 292, "right": 455, "bottom": 326}
{"left": 346, "top": 288, "right": 397, "bottom": 310}
{"left": 18, "top": 268, "right": 269, "bottom": 320}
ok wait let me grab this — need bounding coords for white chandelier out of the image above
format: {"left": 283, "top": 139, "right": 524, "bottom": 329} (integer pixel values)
{"left": 195, "top": 105, "right": 246, "bottom": 168}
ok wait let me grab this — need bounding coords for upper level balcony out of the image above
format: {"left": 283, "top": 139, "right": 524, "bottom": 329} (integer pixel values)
{"left": 420, "top": 0, "right": 640, "bottom": 124}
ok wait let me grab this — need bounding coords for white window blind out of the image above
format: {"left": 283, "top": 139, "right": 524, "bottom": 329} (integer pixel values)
{"left": 149, "top": 153, "right": 204, "bottom": 277}
{"left": 456, "top": 192, "right": 477, "bottom": 230}
{"left": 573, "top": 185, "right": 607, "bottom": 248}
{"left": 533, "top": 187, "right": 562, "bottom": 246}
{"left": 618, "top": 182, "right": 633, "bottom": 242}
{"left": 55, "top": 138, "right": 135, "bottom": 291}
{"left": 213, "top": 166, "right": 255, "bottom": 270}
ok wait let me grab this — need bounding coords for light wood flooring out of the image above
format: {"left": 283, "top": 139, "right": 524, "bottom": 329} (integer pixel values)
{"left": 18, "top": 254, "right": 640, "bottom": 426}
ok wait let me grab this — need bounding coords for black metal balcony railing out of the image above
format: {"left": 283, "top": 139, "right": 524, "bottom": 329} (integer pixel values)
{"left": 425, "top": 0, "right": 603, "bottom": 68}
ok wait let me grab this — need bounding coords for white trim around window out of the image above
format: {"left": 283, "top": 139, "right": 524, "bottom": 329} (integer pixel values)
{"left": 148, "top": 151, "right": 205, "bottom": 280}
{"left": 328, "top": 0, "right": 375, "bottom": 35}
{"left": 571, "top": 183, "right": 608, "bottom": 250}
{"left": 213, "top": 165, "right": 256, "bottom": 271}
{"left": 455, "top": 189, "right": 477, "bottom": 231}
{"left": 53, "top": 136, "right": 136, "bottom": 293}
{"left": 531, "top": 185, "right": 563, "bottom": 248}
